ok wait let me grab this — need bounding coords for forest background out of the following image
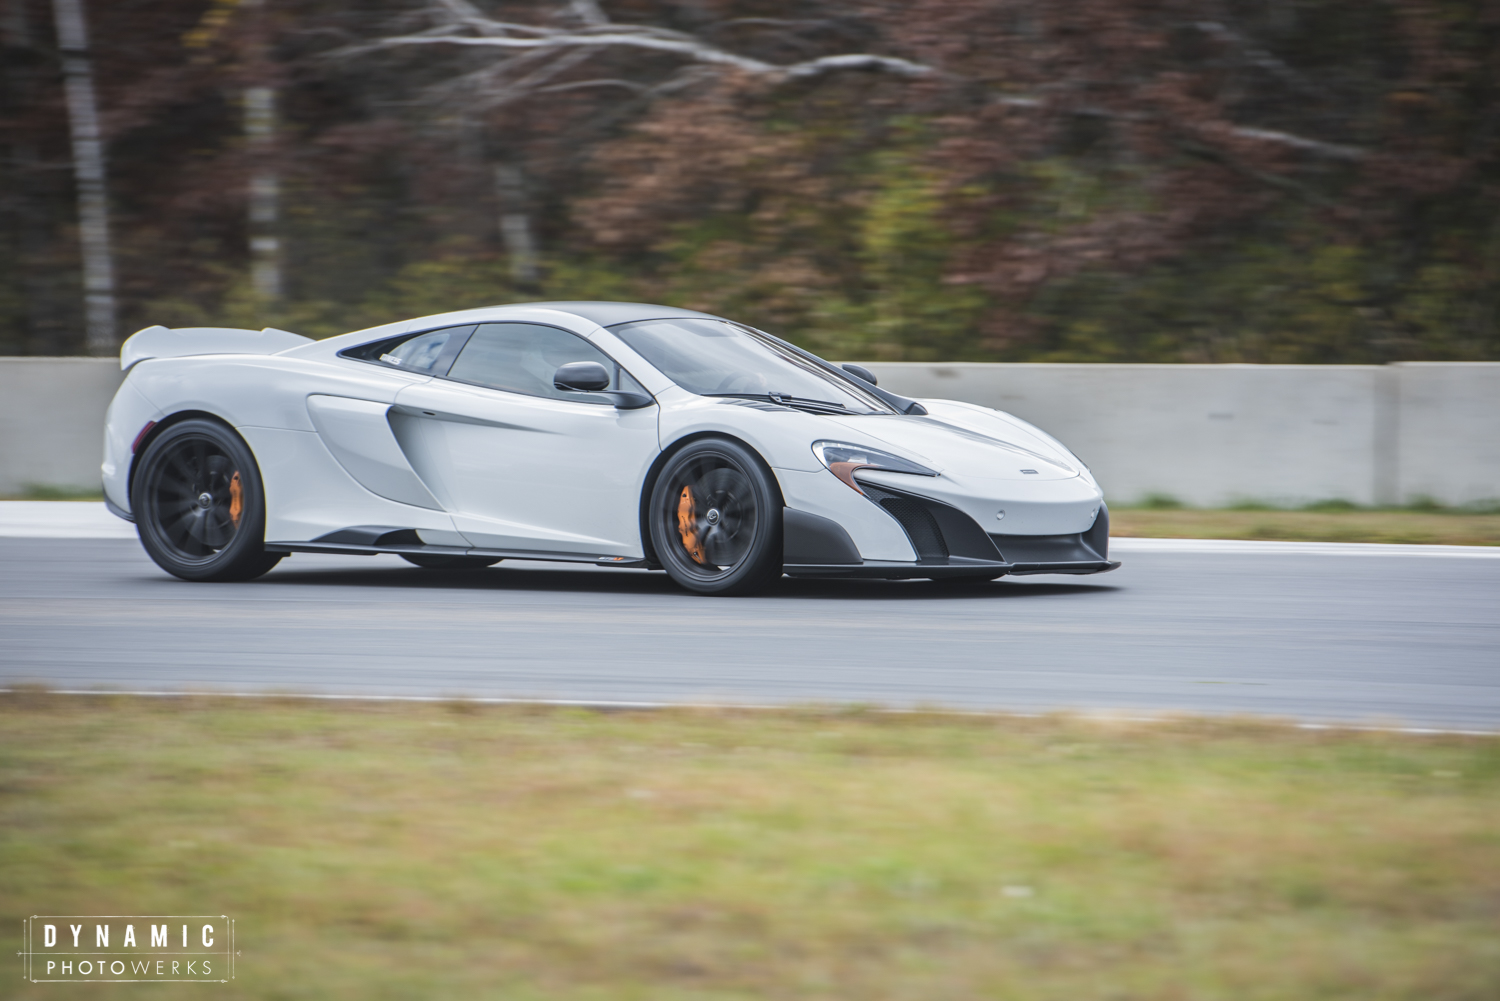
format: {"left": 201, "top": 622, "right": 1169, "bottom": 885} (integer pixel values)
{"left": 2, "top": 0, "right": 1497, "bottom": 364}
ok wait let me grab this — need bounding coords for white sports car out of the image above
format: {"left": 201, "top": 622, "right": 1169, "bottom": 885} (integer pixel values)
{"left": 103, "top": 302, "right": 1118, "bottom": 594}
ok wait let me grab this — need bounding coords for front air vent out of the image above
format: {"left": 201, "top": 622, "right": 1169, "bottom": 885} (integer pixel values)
{"left": 860, "top": 484, "right": 949, "bottom": 559}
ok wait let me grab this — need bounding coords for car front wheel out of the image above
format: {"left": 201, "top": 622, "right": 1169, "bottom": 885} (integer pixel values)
{"left": 649, "top": 438, "right": 783, "bottom": 596}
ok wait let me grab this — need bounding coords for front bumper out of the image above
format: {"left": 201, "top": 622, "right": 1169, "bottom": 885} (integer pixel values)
{"left": 781, "top": 480, "right": 1119, "bottom": 579}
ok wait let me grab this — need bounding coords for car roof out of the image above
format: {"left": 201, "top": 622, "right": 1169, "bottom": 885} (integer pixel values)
{"left": 285, "top": 301, "right": 734, "bottom": 359}
{"left": 510, "top": 301, "right": 724, "bottom": 327}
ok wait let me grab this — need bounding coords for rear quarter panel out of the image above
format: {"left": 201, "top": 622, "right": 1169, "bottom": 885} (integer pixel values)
{"left": 112, "top": 353, "right": 439, "bottom": 536}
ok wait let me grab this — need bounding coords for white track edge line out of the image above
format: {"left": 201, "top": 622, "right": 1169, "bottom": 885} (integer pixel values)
{"left": 1108, "top": 537, "right": 1500, "bottom": 557}
{"left": 3, "top": 532, "right": 1498, "bottom": 557}
{"left": 4, "top": 688, "right": 1493, "bottom": 737}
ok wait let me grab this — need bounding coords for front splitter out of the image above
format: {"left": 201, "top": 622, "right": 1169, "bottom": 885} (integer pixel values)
{"left": 783, "top": 558, "right": 1120, "bottom": 579}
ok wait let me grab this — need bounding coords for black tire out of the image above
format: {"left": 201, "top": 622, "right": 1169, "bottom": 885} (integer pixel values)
{"left": 130, "top": 417, "right": 283, "bottom": 582}
{"left": 649, "top": 438, "right": 783, "bottom": 595}
{"left": 400, "top": 554, "right": 502, "bottom": 570}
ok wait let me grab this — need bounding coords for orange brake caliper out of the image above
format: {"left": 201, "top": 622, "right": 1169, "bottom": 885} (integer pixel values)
{"left": 229, "top": 471, "right": 243, "bottom": 527}
{"left": 677, "top": 485, "right": 704, "bottom": 564}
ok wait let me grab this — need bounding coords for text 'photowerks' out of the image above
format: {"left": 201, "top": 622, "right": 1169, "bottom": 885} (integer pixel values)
{"left": 21, "top": 915, "right": 234, "bottom": 983}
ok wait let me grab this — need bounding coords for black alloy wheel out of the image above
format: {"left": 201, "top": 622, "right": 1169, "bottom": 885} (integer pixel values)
{"left": 131, "top": 417, "right": 283, "bottom": 582}
{"left": 400, "top": 554, "right": 503, "bottom": 570}
{"left": 649, "top": 438, "right": 783, "bottom": 595}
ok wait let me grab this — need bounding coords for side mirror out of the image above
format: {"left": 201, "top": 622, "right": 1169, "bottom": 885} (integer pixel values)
{"left": 554, "top": 361, "right": 611, "bottom": 392}
{"left": 841, "top": 363, "right": 878, "bottom": 386}
{"left": 553, "top": 361, "right": 655, "bottom": 410}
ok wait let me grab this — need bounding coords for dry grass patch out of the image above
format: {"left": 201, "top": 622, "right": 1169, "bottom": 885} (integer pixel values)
{"left": 1, "top": 696, "right": 1497, "bottom": 1000}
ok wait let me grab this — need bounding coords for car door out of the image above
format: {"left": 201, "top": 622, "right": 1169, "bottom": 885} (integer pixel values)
{"left": 390, "top": 321, "right": 660, "bottom": 557}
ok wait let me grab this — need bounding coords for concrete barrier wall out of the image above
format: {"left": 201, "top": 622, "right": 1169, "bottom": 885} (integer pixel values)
{"left": 1, "top": 357, "right": 1495, "bottom": 506}
{"left": 1395, "top": 364, "right": 1500, "bottom": 508}
{"left": 0, "top": 359, "right": 123, "bottom": 496}
{"left": 863, "top": 362, "right": 1500, "bottom": 506}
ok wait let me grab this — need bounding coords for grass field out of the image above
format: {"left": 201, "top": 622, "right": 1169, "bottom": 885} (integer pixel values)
{"left": 1110, "top": 507, "right": 1500, "bottom": 546}
{"left": 3, "top": 486, "right": 106, "bottom": 501}
{"left": 3, "top": 695, "right": 1497, "bottom": 999}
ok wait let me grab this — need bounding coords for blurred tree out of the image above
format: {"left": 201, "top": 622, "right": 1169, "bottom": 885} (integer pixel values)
{"left": 0, "top": 0, "right": 1494, "bottom": 361}
{"left": 1, "top": 0, "right": 78, "bottom": 355}
{"left": 51, "top": 0, "right": 116, "bottom": 352}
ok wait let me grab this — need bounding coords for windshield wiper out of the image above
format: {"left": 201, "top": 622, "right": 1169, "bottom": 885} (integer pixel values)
{"left": 705, "top": 392, "right": 851, "bottom": 414}
{"left": 748, "top": 330, "right": 927, "bottom": 416}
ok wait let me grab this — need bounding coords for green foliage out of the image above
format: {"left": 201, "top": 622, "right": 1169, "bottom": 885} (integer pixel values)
{"left": 1301, "top": 499, "right": 1361, "bottom": 512}
{"left": 11, "top": 483, "right": 103, "bottom": 501}
{"left": 847, "top": 153, "right": 991, "bottom": 360}
{"left": 1026, "top": 225, "right": 1383, "bottom": 362}
{"left": 603, "top": 143, "right": 993, "bottom": 361}
{"left": 1136, "top": 493, "right": 1186, "bottom": 510}
{"left": 121, "top": 142, "right": 1497, "bottom": 362}
{"left": 1404, "top": 495, "right": 1444, "bottom": 513}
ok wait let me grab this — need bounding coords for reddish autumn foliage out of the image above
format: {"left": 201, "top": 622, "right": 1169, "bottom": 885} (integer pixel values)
{"left": 2, "top": 0, "right": 1497, "bottom": 360}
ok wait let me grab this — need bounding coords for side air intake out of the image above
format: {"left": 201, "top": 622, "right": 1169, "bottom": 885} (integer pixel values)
{"left": 859, "top": 483, "right": 1005, "bottom": 562}
{"left": 861, "top": 484, "right": 948, "bottom": 559}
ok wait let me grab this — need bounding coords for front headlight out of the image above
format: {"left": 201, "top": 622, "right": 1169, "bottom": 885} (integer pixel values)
{"left": 811, "top": 440, "right": 938, "bottom": 494}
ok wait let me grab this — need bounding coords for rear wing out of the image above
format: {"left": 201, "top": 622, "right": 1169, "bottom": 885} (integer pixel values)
{"left": 120, "top": 325, "right": 313, "bottom": 372}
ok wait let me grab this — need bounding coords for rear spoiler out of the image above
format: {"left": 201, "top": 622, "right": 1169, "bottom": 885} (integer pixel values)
{"left": 120, "top": 325, "right": 313, "bottom": 372}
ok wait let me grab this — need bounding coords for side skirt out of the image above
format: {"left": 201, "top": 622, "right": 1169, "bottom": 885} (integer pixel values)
{"left": 264, "top": 540, "right": 656, "bottom": 569}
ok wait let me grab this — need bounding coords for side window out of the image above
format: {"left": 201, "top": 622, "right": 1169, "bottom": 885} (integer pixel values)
{"left": 445, "top": 322, "right": 646, "bottom": 404}
{"left": 342, "top": 324, "right": 475, "bottom": 374}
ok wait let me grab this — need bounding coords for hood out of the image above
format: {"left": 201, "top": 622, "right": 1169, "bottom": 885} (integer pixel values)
{"left": 821, "top": 406, "right": 1080, "bottom": 482}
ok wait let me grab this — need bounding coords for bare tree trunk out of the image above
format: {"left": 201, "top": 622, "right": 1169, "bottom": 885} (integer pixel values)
{"left": 50, "top": 0, "right": 115, "bottom": 354}
{"left": 244, "top": 0, "right": 280, "bottom": 306}
{"left": 245, "top": 85, "right": 281, "bottom": 302}
{"left": 495, "top": 164, "right": 539, "bottom": 291}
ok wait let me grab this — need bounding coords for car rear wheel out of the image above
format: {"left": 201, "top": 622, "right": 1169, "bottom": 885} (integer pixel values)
{"left": 400, "top": 554, "right": 502, "bottom": 570}
{"left": 131, "top": 417, "right": 283, "bottom": 582}
{"left": 649, "top": 438, "right": 783, "bottom": 596}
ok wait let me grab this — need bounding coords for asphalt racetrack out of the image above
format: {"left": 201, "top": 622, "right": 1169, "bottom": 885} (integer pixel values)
{"left": 3, "top": 508, "right": 1497, "bottom": 730}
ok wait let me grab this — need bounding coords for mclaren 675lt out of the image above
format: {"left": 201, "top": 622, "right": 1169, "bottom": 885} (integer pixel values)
{"left": 103, "top": 302, "right": 1119, "bottom": 595}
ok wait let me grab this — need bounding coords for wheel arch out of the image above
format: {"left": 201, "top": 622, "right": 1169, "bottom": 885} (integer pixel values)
{"left": 637, "top": 430, "right": 785, "bottom": 566}
{"left": 127, "top": 410, "right": 254, "bottom": 501}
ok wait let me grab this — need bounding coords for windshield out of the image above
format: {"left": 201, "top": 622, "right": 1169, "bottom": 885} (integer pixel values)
{"left": 610, "top": 318, "right": 890, "bottom": 414}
